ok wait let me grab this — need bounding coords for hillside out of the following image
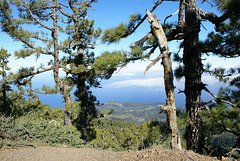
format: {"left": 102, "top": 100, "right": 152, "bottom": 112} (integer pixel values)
{"left": 97, "top": 101, "right": 185, "bottom": 125}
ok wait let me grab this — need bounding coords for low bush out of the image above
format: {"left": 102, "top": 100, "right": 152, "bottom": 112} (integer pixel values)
{"left": 0, "top": 115, "right": 84, "bottom": 148}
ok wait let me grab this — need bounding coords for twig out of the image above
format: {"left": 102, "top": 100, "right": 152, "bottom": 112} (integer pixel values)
{"left": 201, "top": 0, "right": 213, "bottom": 7}
{"left": 226, "top": 148, "right": 240, "bottom": 158}
{"left": 164, "top": 9, "right": 179, "bottom": 25}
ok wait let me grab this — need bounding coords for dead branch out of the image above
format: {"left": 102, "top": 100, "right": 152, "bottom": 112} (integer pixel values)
{"left": 201, "top": 0, "right": 213, "bottom": 7}
{"left": 164, "top": 9, "right": 179, "bottom": 25}
{"left": 144, "top": 54, "right": 163, "bottom": 75}
{"left": 158, "top": 105, "right": 169, "bottom": 113}
{"left": 131, "top": 32, "right": 153, "bottom": 47}
{"left": 202, "top": 99, "right": 217, "bottom": 105}
{"left": 226, "top": 148, "right": 240, "bottom": 158}
{"left": 122, "top": 0, "right": 179, "bottom": 38}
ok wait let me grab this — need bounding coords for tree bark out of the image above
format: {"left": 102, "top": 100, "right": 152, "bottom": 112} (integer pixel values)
{"left": 51, "top": 6, "right": 72, "bottom": 126}
{"left": 183, "top": 0, "right": 203, "bottom": 153}
{"left": 146, "top": 10, "right": 182, "bottom": 150}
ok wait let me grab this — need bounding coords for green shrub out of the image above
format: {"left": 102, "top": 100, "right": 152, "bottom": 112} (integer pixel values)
{"left": 89, "top": 118, "right": 164, "bottom": 151}
{"left": 0, "top": 115, "right": 84, "bottom": 148}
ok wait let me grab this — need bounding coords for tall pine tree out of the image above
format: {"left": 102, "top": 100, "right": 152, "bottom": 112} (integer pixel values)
{"left": 0, "top": 0, "right": 122, "bottom": 133}
{"left": 101, "top": 0, "right": 239, "bottom": 153}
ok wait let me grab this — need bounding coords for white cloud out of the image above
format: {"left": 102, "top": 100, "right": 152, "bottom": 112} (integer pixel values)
{"left": 113, "top": 60, "right": 164, "bottom": 77}
{"left": 105, "top": 77, "right": 164, "bottom": 88}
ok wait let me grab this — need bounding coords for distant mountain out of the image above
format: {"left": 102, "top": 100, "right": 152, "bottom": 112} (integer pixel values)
{"left": 96, "top": 101, "right": 184, "bottom": 125}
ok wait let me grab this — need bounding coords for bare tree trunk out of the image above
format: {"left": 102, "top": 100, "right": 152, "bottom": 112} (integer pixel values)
{"left": 183, "top": 0, "right": 203, "bottom": 153}
{"left": 146, "top": 10, "right": 182, "bottom": 150}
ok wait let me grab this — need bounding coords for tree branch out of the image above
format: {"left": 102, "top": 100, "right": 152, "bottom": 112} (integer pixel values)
{"left": 17, "top": 67, "right": 53, "bottom": 79}
{"left": 166, "top": 27, "right": 184, "bottom": 41}
{"left": 159, "top": 104, "right": 169, "bottom": 113}
{"left": 122, "top": 0, "right": 179, "bottom": 38}
{"left": 202, "top": 105, "right": 239, "bottom": 136}
{"left": 164, "top": 9, "right": 179, "bottom": 25}
{"left": 24, "top": 0, "right": 53, "bottom": 31}
{"left": 57, "top": 2, "right": 73, "bottom": 18}
{"left": 203, "top": 87, "right": 238, "bottom": 108}
{"left": 144, "top": 54, "right": 163, "bottom": 75}
{"left": 131, "top": 32, "right": 153, "bottom": 47}
{"left": 31, "top": 88, "right": 49, "bottom": 95}
{"left": 199, "top": 10, "right": 229, "bottom": 30}
{"left": 200, "top": 47, "right": 239, "bottom": 58}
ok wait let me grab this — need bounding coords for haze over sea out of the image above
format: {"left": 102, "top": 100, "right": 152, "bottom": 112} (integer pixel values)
{"left": 33, "top": 60, "right": 227, "bottom": 108}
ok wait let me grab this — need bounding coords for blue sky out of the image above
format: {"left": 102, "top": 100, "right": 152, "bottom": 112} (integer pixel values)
{"left": 0, "top": 0, "right": 239, "bottom": 107}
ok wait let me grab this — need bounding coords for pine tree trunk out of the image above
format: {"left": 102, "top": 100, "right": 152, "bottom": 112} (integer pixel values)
{"left": 51, "top": 7, "right": 72, "bottom": 126}
{"left": 146, "top": 10, "right": 182, "bottom": 150}
{"left": 2, "top": 75, "right": 10, "bottom": 115}
{"left": 183, "top": 0, "right": 203, "bottom": 153}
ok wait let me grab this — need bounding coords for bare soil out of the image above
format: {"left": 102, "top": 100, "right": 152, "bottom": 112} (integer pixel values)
{"left": 0, "top": 146, "right": 229, "bottom": 161}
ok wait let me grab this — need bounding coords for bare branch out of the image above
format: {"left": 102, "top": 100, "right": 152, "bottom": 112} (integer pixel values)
{"left": 158, "top": 105, "right": 169, "bottom": 113}
{"left": 57, "top": 2, "right": 73, "bottom": 18}
{"left": 202, "top": 99, "right": 217, "bottom": 105}
{"left": 226, "top": 148, "right": 240, "bottom": 157}
{"left": 201, "top": 0, "right": 213, "bottom": 7}
{"left": 131, "top": 32, "right": 153, "bottom": 47}
{"left": 177, "top": 89, "right": 185, "bottom": 94}
{"left": 122, "top": 0, "right": 179, "bottom": 38}
{"left": 164, "top": 9, "right": 179, "bottom": 25}
{"left": 144, "top": 54, "right": 162, "bottom": 75}
{"left": 203, "top": 87, "right": 238, "bottom": 108}
{"left": 199, "top": 10, "right": 229, "bottom": 30}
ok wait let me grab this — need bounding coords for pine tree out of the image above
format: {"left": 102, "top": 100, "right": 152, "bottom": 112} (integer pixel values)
{"left": 0, "top": 0, "right": 125, "bottom": 140}
{"left": 0, "top": 48, "right": 11, "bottom": 115}
{"left": 0, "top": 0, "right": 76, "bottom": 125}
{"left": 101, "top": 1, "right": 182, "bottom": 150}
{"left": 198, "top": 5, "right": 240, "bottom": 156}
{"left": 101, "top": 0, "right": 239, "bottom": 153}
{"left": 200, "top": 68, "right": 240, "bottom": 157}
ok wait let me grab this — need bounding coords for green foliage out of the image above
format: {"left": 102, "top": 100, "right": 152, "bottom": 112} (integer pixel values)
{"left": 174, "top": 65, "right": 184, "bottom": 80}
{"left": 199, "top": 15, "right": 240, "bottom": 58}
{"left": 200, "top": 73, "right": 240, "bottom": 157}
{"left": 101, "top": 23, "right": 128, "bottom": 44}
{"left": 94, "top": 51, "right": 127, "bottom": 79}
{"left": 0, "top": 48, "right": 12, "bottom": 115}
{"left": 215, "top": 0, "right": 240, "bottom": 21}
{"left": 0, "top": 113, "right": 84, "bottom": 148}
{"left": 89, "top": 118, "right": 164, "bottom": 151}
{"left": 65, "top": 101, "right": 81, "bottom": 120}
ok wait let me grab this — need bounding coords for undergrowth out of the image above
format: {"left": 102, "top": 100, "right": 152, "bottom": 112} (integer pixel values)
{"left": 0, "top": 115, "right": 84, "bottom": 148}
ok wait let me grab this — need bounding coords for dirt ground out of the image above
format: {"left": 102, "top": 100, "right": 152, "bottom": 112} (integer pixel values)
{"left": 0, "top": 146, "right": 230, "bottom": 161}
